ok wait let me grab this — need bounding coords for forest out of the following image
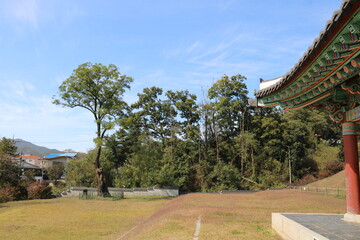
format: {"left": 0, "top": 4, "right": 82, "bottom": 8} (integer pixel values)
{"left": 64, "top": 73, "right": 343, "bottom": 192}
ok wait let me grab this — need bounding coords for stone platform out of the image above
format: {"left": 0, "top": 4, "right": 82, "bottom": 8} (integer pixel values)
{"left": 272, "top": 213, "right": 360, "bottom": 240}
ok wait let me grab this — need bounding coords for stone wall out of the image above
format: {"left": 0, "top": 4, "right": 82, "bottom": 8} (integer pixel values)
{"left": 62, "top": 186, "right": 179, "bottom": 197}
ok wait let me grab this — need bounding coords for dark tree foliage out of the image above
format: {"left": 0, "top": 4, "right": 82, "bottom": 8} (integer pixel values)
{"left": 0, "top": 138, "right": 21, "bottom": 188}
{"left": 0, "top": 137, "right": 17, "bottom": 155}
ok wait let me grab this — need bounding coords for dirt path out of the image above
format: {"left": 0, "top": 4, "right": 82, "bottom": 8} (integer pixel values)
{"left": 192, "top": 216, "right": 201, "bottom": 240}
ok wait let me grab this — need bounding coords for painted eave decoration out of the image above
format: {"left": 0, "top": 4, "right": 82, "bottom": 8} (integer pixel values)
{"left": 254, "top": 0, "right": 360, "bottom": 112}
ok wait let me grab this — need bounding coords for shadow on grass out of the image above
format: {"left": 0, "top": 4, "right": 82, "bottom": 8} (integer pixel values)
{"left": 332, "top": 194, "right": 346, "bottom": 200}
{"left": 0, "top": 204, "right": 10, "bottom": 213}
{"left": 79, "top": 196, "right": 175, "bottom": 202}
{"left": 125, "top": 196, "right": 175, "bottom": 202}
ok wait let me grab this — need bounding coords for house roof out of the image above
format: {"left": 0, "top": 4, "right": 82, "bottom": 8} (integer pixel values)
{"left": 17, "top": 162, "right": 41, "bottom": 169}
{"left": 21, "top": 155, "right": 40, "bottom": 159}
{"left": 254, "top": 0, "right": 358, "bottom": 98}
{"left": 45, "top": 153, "right": 78, "bottom": 159}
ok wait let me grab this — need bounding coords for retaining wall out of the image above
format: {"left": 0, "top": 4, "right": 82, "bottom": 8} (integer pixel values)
{"left": 62, "top": 186, "right": 179, "bottom": 197}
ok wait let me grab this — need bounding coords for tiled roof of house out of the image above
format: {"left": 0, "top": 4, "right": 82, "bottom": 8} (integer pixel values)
{"left": 17, "top": 162, "right": 41, "bottom": 169}
{"left": 21, "top": 155, "right": 40, "bottom": 159}
{"left": 255, "top": 0, "right": 356, "bottom": 98}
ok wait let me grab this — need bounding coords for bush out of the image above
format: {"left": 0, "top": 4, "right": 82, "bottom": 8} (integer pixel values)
{"left": 0, "top": 184, "right": 27, "bottom": 202}
{"left": 27, "top": 181, "right": 52, "bottom": 199}
{"left": 318, "top": 161, "right": 344, "bottom": 179}
{"left": 0, "top": 184, "right": 18, "bottom": 203}
{"left": 51, "top": 182, "right": 67, "bottom": 196}
{"left": 292, "top": 174, "right": 317, "bottom": 186}
{"left": 13, "top": 185, "right": 28, "bottom": 201}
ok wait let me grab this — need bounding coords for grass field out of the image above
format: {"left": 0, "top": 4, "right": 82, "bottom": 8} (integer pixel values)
{"left": 0, "top": 190, "right": 346, "bottom": 240}
{"left": 126, "top": 190, "right": 346, "bottom": 239}
{"left": 0, "top": 196, "right": 171, "bottom": 240}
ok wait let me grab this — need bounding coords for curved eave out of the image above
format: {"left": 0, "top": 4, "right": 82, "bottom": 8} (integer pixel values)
{"left": 255, "top": 0, "right": 360, "bottom": 99}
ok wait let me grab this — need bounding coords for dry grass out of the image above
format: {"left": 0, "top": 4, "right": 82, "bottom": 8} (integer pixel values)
{"left": 0, "top": 196, "right": 171, "bottom": 240}
{"left": 0, "top": 190, "right": 346, "bottom": 240}
{"left": 127, "top": 190, "right": 345, "bottom": 240}
{"left": 307, "top": 170, "right": 346, "bottom": 189}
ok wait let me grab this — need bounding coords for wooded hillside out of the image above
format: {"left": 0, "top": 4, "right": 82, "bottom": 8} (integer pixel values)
{"left": 65, "top": 74, "right": 343, "bottom": 191}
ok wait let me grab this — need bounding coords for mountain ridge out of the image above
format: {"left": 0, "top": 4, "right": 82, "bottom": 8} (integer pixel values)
{"left": 15, "top": 139, "right": 62, "bottom": 157}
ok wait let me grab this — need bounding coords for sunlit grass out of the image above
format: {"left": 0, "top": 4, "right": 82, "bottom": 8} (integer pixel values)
{"left": 130, "top": 190, "right": 345, "bottom": 240}
{"left": 0, "top": 196, "right": 171, "bottom": 240}
{"left": 0, "top": 190, "right": 346, "bottom": 240}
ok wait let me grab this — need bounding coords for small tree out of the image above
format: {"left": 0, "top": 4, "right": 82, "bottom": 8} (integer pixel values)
{"left": 53, "top": 62, "right": 133, "bottom": 196}
{"left": 0, "top": 138, "right": 21, "bottom": 188}
{"left": 47, "top": 163, "right": 65, "bottom": 184}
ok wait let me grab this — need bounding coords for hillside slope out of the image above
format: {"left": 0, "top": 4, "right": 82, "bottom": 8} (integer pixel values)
{"left": 15, "top": 139, "right": 62, "bottom": 157}
{"left": 306, "top": 170, "right": 345, "bottom": 189}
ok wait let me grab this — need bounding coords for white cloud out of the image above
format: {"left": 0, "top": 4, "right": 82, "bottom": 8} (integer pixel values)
{"left": 0, "top": 80, "right": 35, "bottom": 100}
{"left": 185, "top": 41, "right": 203, "bottom": 54}
{"left": 5, "top": 0, "right": 39, "bottom": 29}
{"left": 145, "top": 70, "right": 166, "bottom": 83}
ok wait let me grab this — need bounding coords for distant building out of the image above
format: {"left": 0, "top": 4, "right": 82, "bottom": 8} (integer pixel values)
{"left": 43, "top": 152, "right": 78, "bottom": 168}
{"left": 19, "top": 155, "right": 43, "bottom": 168}
{"left": 14, "top": 160, "right": 43, "bottom": 180}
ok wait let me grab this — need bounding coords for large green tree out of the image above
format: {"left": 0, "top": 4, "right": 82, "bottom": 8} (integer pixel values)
{"left": 53, "top": 62, "right": 133, "bottom": 196}
{"left": 208, "top": 74, "right": 249, "bottom": 138}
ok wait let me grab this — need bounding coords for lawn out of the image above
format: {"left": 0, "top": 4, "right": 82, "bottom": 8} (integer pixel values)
{"left": 0, "top": 196, "right": 171, "bottom": 240}
{"left": 125, "top": 190, "right": 346, "bottom": 240}
{"left": 0, "top": 190, "right": 346, "bottom": 240}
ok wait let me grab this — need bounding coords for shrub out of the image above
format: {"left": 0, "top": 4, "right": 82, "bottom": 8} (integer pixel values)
{"left": 318, "top": 161, "right": 344, "bottom": 179}
{"left": 27, "top": 181, "right": 52, "bottom": 199}
{"left": 0, "top": 184, "right": 17, "bottom": 203}
{"left": 0, "top": 184, "right": 27, "bottom": 203}
{"left": 292, "top": 174, "right": 317, "bottom": 186}
{"left": 13, "top": 185, "right": 28, "bottom": 201}
{"left": 51, "top": 181, "right": 67, "bottom": 196}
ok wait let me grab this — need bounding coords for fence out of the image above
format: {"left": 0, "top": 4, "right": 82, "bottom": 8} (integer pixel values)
{"left": 289, "top": 186, "right": 346, "bottom": 196}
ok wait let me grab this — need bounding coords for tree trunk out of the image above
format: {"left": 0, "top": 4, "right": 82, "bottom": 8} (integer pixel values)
{"left": 251, "top": 148, "right": 255, "bottom": 177}
{"left": 94, "top": 145, "right": 110, "bottom": 197}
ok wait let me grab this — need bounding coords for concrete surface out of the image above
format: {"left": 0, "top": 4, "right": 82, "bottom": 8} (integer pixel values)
{"left": 273, "top": 213, "right": 360, "bottom": 240}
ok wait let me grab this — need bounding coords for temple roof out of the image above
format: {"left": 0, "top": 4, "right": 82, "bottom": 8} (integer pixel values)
{"left": 255, "top": 0, "right": 357, "bottom": 98}
{"left": 259, "top": 76, "right": 283, "bottom": 90}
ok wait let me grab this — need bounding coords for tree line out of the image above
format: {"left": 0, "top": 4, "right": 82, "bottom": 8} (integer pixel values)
{"left": 56, "top": 63, "right": 343, "bottom": 193}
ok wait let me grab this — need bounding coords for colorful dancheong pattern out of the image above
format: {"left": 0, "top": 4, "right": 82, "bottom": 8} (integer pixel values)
{"left": 342, "top": 122, "right": 358, "bottom": 135}
{"left": 346, "top": 106, "right": 360, "bottom": 122}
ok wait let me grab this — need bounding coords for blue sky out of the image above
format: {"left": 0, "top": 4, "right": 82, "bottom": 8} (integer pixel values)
{"left": 0, "top": 0, "right": 341, "bottom": 153}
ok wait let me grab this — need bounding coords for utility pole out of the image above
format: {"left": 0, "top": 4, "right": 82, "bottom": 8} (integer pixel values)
{"left": 288, "top": 148, "right": 292, "bottom": 184}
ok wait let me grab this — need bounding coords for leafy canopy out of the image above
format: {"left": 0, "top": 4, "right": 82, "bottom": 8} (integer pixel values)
{"left": 53, "top": 62, "right": 133, "bottom": 140}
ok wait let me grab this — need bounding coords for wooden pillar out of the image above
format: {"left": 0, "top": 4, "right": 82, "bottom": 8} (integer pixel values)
{"left": 343, "top": 122, "right": 360, "bottom": 214}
